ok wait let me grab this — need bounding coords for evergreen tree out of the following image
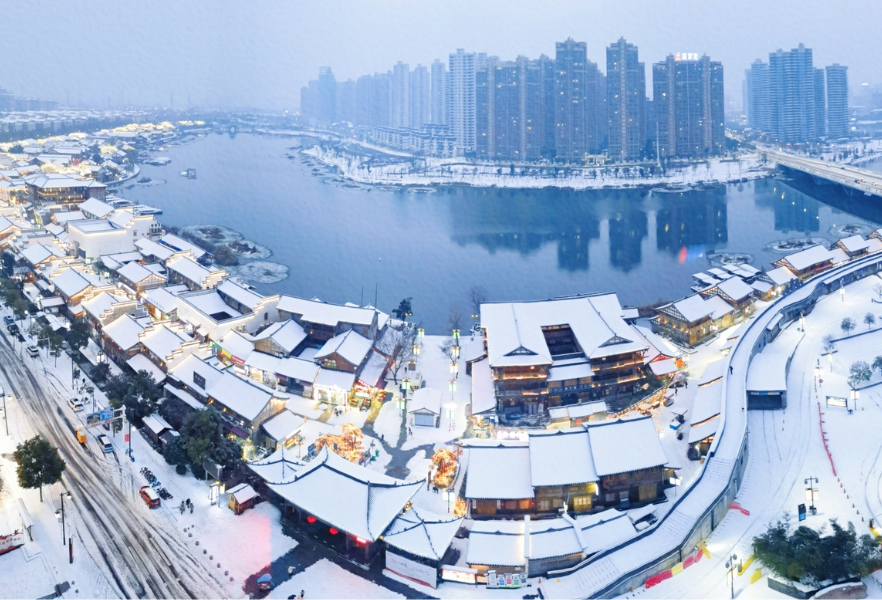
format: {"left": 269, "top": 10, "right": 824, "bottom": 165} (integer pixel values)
{"left": 13, "top": 436, "right": 67, "bottom": 501}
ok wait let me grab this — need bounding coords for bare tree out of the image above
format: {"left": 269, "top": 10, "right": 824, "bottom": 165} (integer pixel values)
{"left": 448, "top": 305, "right": 465, "bottom": 334}
{"left": 468, "top": 286, "right": 488, "bottom": 321}
{"left": 439, "top": 337, "right": 456, "bottom": 362}
{"left": 822, "top": 333, "right": 836, "bottom": 352}
{"left": 873, "top": 282, "right": 882, "bottom": 301}
{"left": 377, "top": 323, "right": 418, "bottom": 384}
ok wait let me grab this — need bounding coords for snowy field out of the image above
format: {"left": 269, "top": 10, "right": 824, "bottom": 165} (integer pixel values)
{"left": 268, "top": 559, "right": 403, "bottom": 600}
{"left": 304, "top": 145, "right": 769, "bottom": 191}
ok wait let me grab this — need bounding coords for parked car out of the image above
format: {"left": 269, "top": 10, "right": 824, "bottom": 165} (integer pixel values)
{"left": 2, "top": 316, "right": 13, "bottom": 326}
{"left": 26, "top": 345, "right": 39, "bottom": 358}
{"left": 97, "top": 434, "right": 113, "bottom": 454}
{"left": 139, "top": 486, "right": 161, "bottom": 509}
{"left": 67, "top": 397, "right": 85, "bottom": 412}
{"left": 7, "top": 323, "right": 19, "bottom": 334}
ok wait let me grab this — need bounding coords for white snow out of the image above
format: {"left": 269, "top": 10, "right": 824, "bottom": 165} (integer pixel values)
{"left": 268, "top": 559, "right": 404, "bottom": 599}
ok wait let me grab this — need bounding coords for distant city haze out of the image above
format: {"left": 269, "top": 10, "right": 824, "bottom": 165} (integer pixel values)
{"left": 2, "top": 0, "right": 879, "bottom": 111}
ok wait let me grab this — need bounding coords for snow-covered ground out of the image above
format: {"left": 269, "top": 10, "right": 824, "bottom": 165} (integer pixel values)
{"left": 304, "top": 145, "right": 769, "bottom": 191}
{"left": 268, "top": 559, "right": 403, "bottom": 599}
{"left": 624, "top": 273, "right": 882, "bottom": 599}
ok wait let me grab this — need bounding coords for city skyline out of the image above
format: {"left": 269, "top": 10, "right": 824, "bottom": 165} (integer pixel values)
{"left": 0, "top": 0, "right": 880, "bottom": 111}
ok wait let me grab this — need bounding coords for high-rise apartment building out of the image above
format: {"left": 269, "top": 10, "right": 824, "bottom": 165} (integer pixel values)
{"left": 813, "top": 68, "right": 827, "bottom": 139}
{"left": 653, "top": 53, "right": 725, "bottom": 158}
{"left": 317, "top": 67, "right": 337, "bottom": 124}
{"left": 768, "top": 44, "right": 816, "bottom": 143}
{"left": 607, "top": 38, "right": 646, "bottom": 162}
{"left": 410, "top": 65, "right": 430, "bottom": 129}
{"left": 430, "top": 59, "right": 447, "bottom": 125}
{"left": 745, "top": 59, "right": 770, "bottom": 131}
{"left": 390, "top": 62, "right": 411, "bottom": 129}
{"left": 826, "top": 64, "right": 849, "bottom": 139}
{"left": 551, "top": 39, "right": 605, "bottom": 163}
{"left": 447, "top": 49, "right": 478, "bottom": 154}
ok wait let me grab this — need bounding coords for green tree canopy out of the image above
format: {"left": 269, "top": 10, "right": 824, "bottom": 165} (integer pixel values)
{"left": 13, "top": 435, "right": 67, "bottom": 502}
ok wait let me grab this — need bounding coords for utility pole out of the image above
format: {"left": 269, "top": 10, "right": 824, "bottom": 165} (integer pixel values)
{"left": 2, "top": 386, "right": 7, "bottom": 436}
{"left": 725, "top": 554, "right": 739, "bottom": 600}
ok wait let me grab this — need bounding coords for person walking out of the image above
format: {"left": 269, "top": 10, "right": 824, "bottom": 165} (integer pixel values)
{"left": 729, "top": 365, "right": 734, "bottom": 375}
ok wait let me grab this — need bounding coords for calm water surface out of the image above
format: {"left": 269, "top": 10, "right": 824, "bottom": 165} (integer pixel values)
{"left": 123, "top": 133, "right": 882, "bottom": 332}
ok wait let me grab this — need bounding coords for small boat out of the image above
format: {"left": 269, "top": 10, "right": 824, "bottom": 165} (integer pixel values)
{"left": 179, "top": 168, "right": 197, "bottom": 179}
{"left": 651, "top": 184, "right": 693, "bottom": 194}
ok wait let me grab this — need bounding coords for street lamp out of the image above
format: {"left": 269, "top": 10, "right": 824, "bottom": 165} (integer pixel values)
{"left": 805, "top": 476, "right": 819, "bottom": 515}
{"left": 1, "top": 384, "right": 7, "bottom": 436}
{"left": 725, "top": 553, "right": 739, "bottom": 600}
{"left": 55, "top": 491, "right": 72, "bottom": 547}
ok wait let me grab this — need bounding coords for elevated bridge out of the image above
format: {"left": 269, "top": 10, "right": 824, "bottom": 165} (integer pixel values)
{"left": 764, "top": 149, "right": 882, "bottom": 198}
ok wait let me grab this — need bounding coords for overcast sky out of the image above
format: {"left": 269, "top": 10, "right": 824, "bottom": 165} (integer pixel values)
{"left": 2, "top": 0, "right": 879, "bottom": 111}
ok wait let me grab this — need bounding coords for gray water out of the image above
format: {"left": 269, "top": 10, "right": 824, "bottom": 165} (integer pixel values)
{"left": 122, "top": 133, "right": 882, "bottom": 332}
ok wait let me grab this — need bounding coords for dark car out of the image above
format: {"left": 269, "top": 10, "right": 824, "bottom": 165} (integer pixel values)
{"left": 7, "top": 323, "right": 19, "bottom": 334}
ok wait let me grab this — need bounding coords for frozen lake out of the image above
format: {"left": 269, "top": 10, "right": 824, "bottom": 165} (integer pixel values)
{"left": 122, "top": 133, "right": 882, "bottom": 332}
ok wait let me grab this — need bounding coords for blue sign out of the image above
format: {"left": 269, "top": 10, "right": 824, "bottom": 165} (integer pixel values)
{"left": 100, "top": 408, "right": 114, "bottom": 422}
{"left": 307, "top": 444, "right": 315, "bottom": 456}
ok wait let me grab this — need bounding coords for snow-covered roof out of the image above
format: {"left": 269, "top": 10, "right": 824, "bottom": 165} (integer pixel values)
{"left": 21, "top": 243, "right": 61, "bottom": 265}
{"left": 357, "top": 350, "right": 388, "bottom": 388}
{"left": 480, "top": 294, "right": 647, "bottom": 369}
{"left": 746, "top": 328, "right": 803, "bottom": 392}
{"left": 529, "top": 428, "right": 597, "bottom": 487}
{"left": 82, "top": 290, "right": 130, "bottom": 321}
{"left": 207, "top": 372, "right": 284, "bottom": 422}
{"left": 409, "top": 388, "right": 442, "bottom": 416}
{"left": 180, "top": 290, "right": 242, "bottom": 322}
{"left": 140, "top": 324, "right": 191, "bottom": 360}
{"left": 668, "top": 293, "right": 733, "bottom": 323}
{"left": 24, "top": 172, "right": 105, "bottom": 190}
{"left": 687, "top": 418, "right": 719, "bottom": 444}
{"left": 566, "top": 401, "right": 608, "bottom": 420}
{"left": 751, "top": 280, "right": 773, "bottom": 294}
{"left": 261, "top": 409, "right": 306, "bottom": 442}
{"left": 467, "top": 520, "right": 528, "bottom": 567}
{"left": 548, "top": 361, "right": 594, "bottom": 382}
{"left": 315, "top": 330, "right": 373, "bottom": 367}
{"left": 79, "top": 198, "right": 114, "bottom": 219}
{"left": 648, "top": 359, "right": 679, "bottom": 376}
{"left": 142, "top": 413, "right": 172, "bottom": 435}
{"left": 781, "top": 245, "right": 836, "bottom": 271}
{"left": 268, "top": 448, "right": 423, "bottom": 542}
{"left": 251, "top": 319, "right": 307, "bottom": 354}
{"left": 690, "top": 385, "right": 722, "bottom": 426}
{"left": 168, "top": 354, "right": 224, "bottom": 397}
{"left": 118, "top": 261, "right": 162, "bottom": 285}
{"left": 218, "top": 329, "right": 253, "bottom": 359}
{"left": 136, "top": 237, "right": 175, "bottom": 261}
{"left": 127, "top": 352, "right": 166, "bottom": 382}
{"left": 838, "top": 234, "right": 872, "bottom": 254}
{"left": 275, "top": 357, "right": 320, "bottom": 383}
{"left": 166, "top": 255, "right": 211, "bottom": 285}
{"left": 142, "top": 286, "right": 179, "bottom": 315}
{"left": 227, "top": 483, "right": 259, "bottom": 505}
{"left": 247, "top": 446, "right": 302, "bottom": 484}
{"left": 714, "top": 277, "right": 754, "bottom": 302}
{"left": 465, "top": 444, "right": 533, "bottom": 499}
{"left": 764, "top": 266, "right": 797, "bottom": 286}
{"left": 699, "top": 360, "right": 727, "bottom": 386}
{"left": 101, "top": 314, "right": 144, "bottom": 350}
{"left": 218, "top": 279, "right": 264, "bottom": 311}
{"left": 313, "top": 368, "right": 356, "bottom": 391}
{"left": 587, "top": 417, "right": 668, "bottom": 477}
{"left": 160, "top": 233, "right": 206, "bottom": 259}
{"left": 470, "top": 358, "right": 496, "bottom": 416}
{"left": 278, "top": 295, "right": 378, "bottom": 328}
{"left": 384, "top": 507, "right": 462, "bottom": 561}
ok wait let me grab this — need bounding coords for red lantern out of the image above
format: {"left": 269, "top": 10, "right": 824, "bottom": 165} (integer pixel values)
{"left": 306, "top": 515, "right": 317, "bottom": 524}
{"left": 329, "top": 527, "right": 339, "bottom": 535}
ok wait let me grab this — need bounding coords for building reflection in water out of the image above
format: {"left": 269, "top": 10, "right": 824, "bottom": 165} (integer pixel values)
{"left": 753, "top": 177, "right": 820, "bottom": 234}
{"left": 655, "top": 191, "right": 728, "bottom": 262}
{"left": 448, "top": 189, "right": 600, "bottom": 271}
{"left": 608, "top": 207, "right": 648, "bottom": 272}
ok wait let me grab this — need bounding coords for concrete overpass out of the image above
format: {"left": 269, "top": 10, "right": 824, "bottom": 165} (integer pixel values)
{"left": 764, "top": 149, "right": 882, "bottom": 198}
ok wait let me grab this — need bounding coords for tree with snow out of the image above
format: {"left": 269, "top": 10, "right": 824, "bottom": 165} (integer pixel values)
{"left": 848, "top": 361, "right": 872, "bottom": 390}
{"left": 872, "top": 356, "right": 882, "bottom": 375}
{"left": 13, "top": 435, "right": 66, "bottom": 502}
{"left": 841, "top": 317, "right": 856, "bottom": 335}
{"left": 865, "top": 313, "right": 877, "bottom": 330}
{"left": 377, "top": 323, "right": 418, "bottom": 384}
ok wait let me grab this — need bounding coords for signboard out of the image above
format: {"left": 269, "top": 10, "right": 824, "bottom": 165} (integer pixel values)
{"left": 100, "top": 408, "right": 114, "bottom": 422}
{"left": 798, "top": 503, "right": 806, "bottom": 521}
{"left": 826, "top": 396, "right": 847, "bottom": 408}
{"left": 307, "top": 444, "right": 316, "bottom": 457}
{"left": 487, "top": 570, "right": 524, "bottom": 589}
{"left": 441, "top": 566, "right": 477, "bottom": 585}
{"left": 124, "top": 434, "right": 130, "bottom": 443}
{"left": 386, "top": 551, "right": 437, "bottom": 589}
{"left": 86, "top": 412, "right": 101, "bottom": 427}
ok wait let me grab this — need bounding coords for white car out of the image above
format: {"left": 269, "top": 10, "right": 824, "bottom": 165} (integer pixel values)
{"left": 26, "top": 345, "right": 39, "bottom": 358}
{"left": 67, "top": 397, "right": 85, "bottom": 412}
